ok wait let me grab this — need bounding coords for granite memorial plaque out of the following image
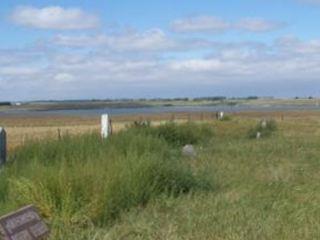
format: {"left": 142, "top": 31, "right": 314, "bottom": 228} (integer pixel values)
{"left": 0, "top": 205, "right": 49, "bottom": 240}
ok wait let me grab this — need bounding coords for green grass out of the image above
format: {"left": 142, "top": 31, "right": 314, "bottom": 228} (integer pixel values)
{"left": 1, "top": 119, "right": 320, "bottom": 239}
{"left": 0, "top": 123, "right": 213, "bottom": 238}
{"left": 248, "top": 119, "right": 278, "bottom": 138}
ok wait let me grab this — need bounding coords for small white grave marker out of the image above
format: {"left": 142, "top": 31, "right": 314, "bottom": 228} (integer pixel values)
{"left": 261, "top": 119, "right": 267, "bottom": 129}
{"left": 0, "top": 127, "right": 6, "bottom": 166}
{"left": 256, "top": 131, "right": 261, "bottom": 139}
{"left": 101, "top": 114, "right": 112, "bottom": 138}
{"left": 216, "top": 111, "right": 224, "bottom": 120}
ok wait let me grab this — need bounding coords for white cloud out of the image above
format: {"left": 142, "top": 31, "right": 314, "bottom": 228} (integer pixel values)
{"left": 53, "top": 29, "right": 176, "bottom": 51}
{"left": 2, "top": 31, "right": 320, "bottom": 100}
{"left": 170, "top": 59, "right": 223, "bottom": 72}
{"left": 11, "top": 6, "right": 99, "bottom": 30}
{"left": 0, "top": 66, "right": 41, "bottom": 76}
{"left": 53, "top": 29, "right": 212, "bottom": 52}
{"left": 171, "top": 16, "right": 284, "bottom": 33}
{"left": 54, "top": 73, "right": 75, "bottom": 82}
{"left": 276, "top": 36, "right": 320, "bottom": 55}
{"left": 171, "top": 16, "right": 230, "bottom": 33}
{"left": 236, "top": 18, "right": 284, "bottom": 32}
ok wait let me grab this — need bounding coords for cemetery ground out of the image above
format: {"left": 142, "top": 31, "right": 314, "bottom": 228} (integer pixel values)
{"left": 1, "top": 111, "right": 320, "bottom": 239}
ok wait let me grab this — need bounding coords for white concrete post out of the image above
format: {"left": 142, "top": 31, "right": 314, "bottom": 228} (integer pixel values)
{"left": 101, "top": 114, "right": 111, "bottom": 139}
{"left": 0, "top": 127, "right": 6, "bottom": 166}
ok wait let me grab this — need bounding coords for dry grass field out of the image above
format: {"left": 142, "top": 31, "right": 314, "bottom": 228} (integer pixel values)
{"left": 1, "top": 111, "right": 320, "bottom": 151}
{"left": 0, "top": 112, "right": 214, "bottom": 150}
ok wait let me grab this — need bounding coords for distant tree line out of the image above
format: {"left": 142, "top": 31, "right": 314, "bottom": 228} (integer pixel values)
{"left": 193, "top": 96, "right": 227, "bottom": 101}
{"left": 0, "top": 102, "right": 11, "bottom": 106}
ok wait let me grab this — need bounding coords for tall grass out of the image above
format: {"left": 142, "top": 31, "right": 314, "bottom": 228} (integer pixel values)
{"left": 248, "top": 119, "right": 278, "bottom": 138}
{"left": 2, "top": 117, "right": 320, "bottom": 239}
{"left": 0, "top": 123, "right": 213, "bottom": 237}
{"left": 135, "top": 122, "right": 214, "bottom": 146}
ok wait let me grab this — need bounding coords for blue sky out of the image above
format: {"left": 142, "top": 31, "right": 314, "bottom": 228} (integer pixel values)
{"left": 1, "top": 0, "right": 320, "bottom": 100}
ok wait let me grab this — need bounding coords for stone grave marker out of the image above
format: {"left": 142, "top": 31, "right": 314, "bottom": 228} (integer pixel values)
{"left": 0, "top": 205, "right": 49, "bottom": 240}
{"left": 256, "top": 131, "right": 261, "bottom": 139}
{"left": 101, "top": 114, "right": 112, "bottom": 138}
{"left": 216, "top": 111, "right": 224, "bottom": 120}
{"left": 261, "top": 119, "right": 267, "bottom": 129}
{"left": 182, "top": 144, "right": 197, "bottom": 158}
{"left": 0, "top": 127, "right": 6, "bottom": 166}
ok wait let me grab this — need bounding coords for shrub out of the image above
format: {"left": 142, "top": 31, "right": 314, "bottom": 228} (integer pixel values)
{"left": 248, "top": 119, "right": 278, "bottom": 139}
{"left": 220, "top": 115, "right": 232, "bottom": 121}
{"left": 149, "top": 122, "right": 214, "bottom": 146}
{"left": 132, "top": 120, "right": 151, "bottom": 128}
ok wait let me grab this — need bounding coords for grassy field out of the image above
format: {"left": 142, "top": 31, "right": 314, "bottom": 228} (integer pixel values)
{"left": 1, "top": 111, "right": 320, "bottom": 239}
{"left": 0, "top": 112, "right": 220, "bottom": 150}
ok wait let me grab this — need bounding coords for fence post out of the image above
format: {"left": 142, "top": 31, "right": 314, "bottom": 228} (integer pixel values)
{"left": 0, "top": 127, "right": 7, "bottom": 166}
{"left": 57, "top": 128, "right": 61, "bottom": 140}
{"left": 171, "top": 113, "right": 175, "bottom": 122}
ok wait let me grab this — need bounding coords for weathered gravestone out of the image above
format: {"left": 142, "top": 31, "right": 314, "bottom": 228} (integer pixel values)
{"left": 0, "top": 205, "right": 49, "bottom": 240}
{"left": 256, "top": 131, "right": 261, "bottom": 139}
{"left": 101, "top": 114, "right": 112, "bottom": 139}
{"left": 261, "top": 119, "right": 267, "bottom": 129}
{"left": 0, "top": 127, "right": 6, "bottom": 166}
{"left": 216, "top": 111, "right": 224, "bottom": 120}
{"left": 182, "top": 144, "right": 197, "bottom": 158}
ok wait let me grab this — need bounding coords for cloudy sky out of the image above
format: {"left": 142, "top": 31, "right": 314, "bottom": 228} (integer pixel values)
{"left": 1, "top": 0, "right": 320, "bottom": 101}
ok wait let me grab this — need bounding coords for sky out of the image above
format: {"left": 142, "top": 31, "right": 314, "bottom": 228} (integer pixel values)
{"left": 1, "top": 0, "right": 320, "bottom": 101}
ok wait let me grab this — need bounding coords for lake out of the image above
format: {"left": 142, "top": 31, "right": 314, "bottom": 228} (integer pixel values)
{"left": 0, "top": 104, "right": 319, "bottom": 117}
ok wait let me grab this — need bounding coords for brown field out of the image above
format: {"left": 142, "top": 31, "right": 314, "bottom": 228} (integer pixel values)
{"left": 1, "top": 111, "right": 320, "bottom": 151}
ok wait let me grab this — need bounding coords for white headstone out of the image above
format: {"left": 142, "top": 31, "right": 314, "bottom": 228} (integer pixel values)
{"left": 101, "top": 114, "right": 110, "bottom": 139}
{"left": 0, "top": 127, "right": 6, "bottom": 166}
{"left": 216, "top": 111, "right": 224, "bottom": 120}
{"left": 256, "top": 131, "right": 261, "bottom": 139}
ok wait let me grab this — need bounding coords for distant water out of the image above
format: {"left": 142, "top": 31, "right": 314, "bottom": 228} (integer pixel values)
{"left": 0, "top": 104, "right": 319, "bottom": 117}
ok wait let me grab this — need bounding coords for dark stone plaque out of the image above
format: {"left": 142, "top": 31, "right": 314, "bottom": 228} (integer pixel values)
{"left": 0, "top": 205, "right": 49, "bottom": 240}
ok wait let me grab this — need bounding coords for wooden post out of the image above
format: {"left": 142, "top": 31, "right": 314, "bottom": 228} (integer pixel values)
{"left": 109, "top": 119, "right": 113, "bottom": 135}
{"left": 57, "top": 128, "right": 61, "bottom": 140}
{"left": 0, "top": 127, "right": 7, "bottom": 166}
